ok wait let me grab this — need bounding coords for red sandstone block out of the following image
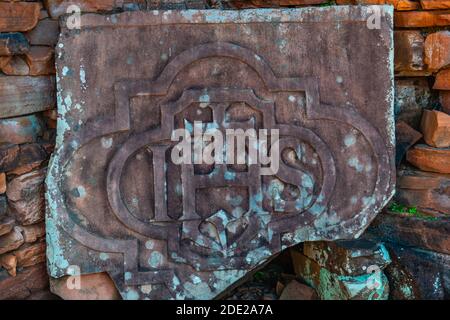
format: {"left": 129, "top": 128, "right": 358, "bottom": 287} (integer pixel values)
{"left": 25, "top": 17, "right": 59, "bottom": 46}
{"left": 0, "top": 173, "right": 5, "bottom": 194}
{"left": 0, "top": 33, "right": 30, "bottom": 56}
{"left": 0, "top": 263, "right": 48, "bottom": 299}
{"left": 336, "top": 0, "right": 420, "bottom": 10}
{"left": 420, "top": 110, "right": 450, "bottom": 148}
{"left": 440, "top": 91, "right": 450, "bottom": 114}
{"left": 0, "top": 2, "right": 41, "bottom": 32}
{"left": 394, "top": 31, "right": 427, "bottom": 76}
{"left": 434, "top": 68, "right": 450, "bottom": 90}
{"left": 407, "top": 144, "right": 450, "bottom": 174}
{"left": 24, "top": 46, "right": 55, "bottom": 76}
{"left": 424, "top": 31, "right": 450, "bottom": 71}
{"left": 420, "top": 0, "right": 450, "bottom": 10}
{"left": 395, "top": 10, "right": 450, "bottom": 28}
{"left": 0, "top": 56, "right": 30, "bottom": 76}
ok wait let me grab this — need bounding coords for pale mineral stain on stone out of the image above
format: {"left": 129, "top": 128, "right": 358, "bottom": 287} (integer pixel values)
{"left": 99, "top": 252, "right": 109, "bottom": 261}
{"left": 344, "top": 133, "right": 356, "bottom": 147}
{"left": 348, "top": 156, "right": 364, "bottom": 172}
{"left": 148, "top": 251, "right": 163, "bottom": 268}
{"left": 101, "top": 137, "right": 113, "bottom": 149}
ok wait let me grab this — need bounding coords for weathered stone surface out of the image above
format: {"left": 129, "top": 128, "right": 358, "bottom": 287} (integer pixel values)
{"left": 0, "top": 254, "right": 17, "bottom": 277}
{"left": 394, "top": 79, "right": 432, "bottom": 129}
{"left": 279, "top": 280, "right": 318, "bottom": 300}
{"left": 0, "top": 143, "right": 20, "bottom": 172}
{"left": 228, "top": 0, "right": 327, "bottom": 8}
{"left": 394, "top": 168, "right": 450, "bottom": 215}
{"left": 365, "top": 210, "right": 450, "bottom": 255}
{"left": 0, "top": 217, "right": 15, "bottom": 237}
{"left": 48, "top": 8, "right": 395, "bottom": 300}
{"left": 0, "top": 33, "right": 30, "bottom": 56}
{"left": 384, "top": 243, "right": 449, "bottom": 299}
{"left": 0, "top": 263, "right": 48, "bottom": 300}
{"left": 421, "top": 110, "right": 450, "bottom": 148}
{"left": 395, "top": 10, "right": 450, "bottom": 28}
{"left": 0, "top": 114, "right": 43, "bottom": 145}
{"left": 441, "top": 91, "right": 450, "bottom": 114}
{"left": 0, "top": 196, "right": 7, "bottom": 218}
{"left": 394, "top": 31, "right": 428, "bottom": 77}
{"left": 24, "top": 46, "right": 55, "bottom": 76}
{"left": 395, "top": 121, "right": 422, "bottom": 166}
{"left": 302, "top": 240, "right": 391, "bottom": 276}
{"left": 0, "top": 55, "right": 30, "bottom": 75}
{"left": 407, "top": 144, "right": 450, "bottom": 174}
{"left": 25, "top": 18, "right": 60, "bottom": 46}
{"left": 0, "top": 227, "right": 24, "bottom": 255}
{"left": 19, "top": 222, "right": 46, "bottom": 243}
{"left": 14, "top": 241, "right": 46, "bottom": 268}
{"left": 7, "top": 143, "right": 47, "bottom": 176}
{"left": 0, "top": 172, "right": 5, "bottom": 194}
{"left": 434, "top": 68, "right": 450, "bottom": 90}
{"left": 7, "top": 168, "right": 46, "bottom": 225}
{"left": 420, "top": 0, "right": 450, "bottom": 10}
{"left": 290, "top": 246, "right": 390, "bottom": 300}
{"left": 424, "top": 31, "right": 450, "bottom": 71}
{"left": 0, "top": 75, "right": 55, "bottom": 118}
{"left": 50, "top": 272, "right": 121, "bottom": 300}
{"left": 0, "top": 2, "right": 41, "bottom": 32}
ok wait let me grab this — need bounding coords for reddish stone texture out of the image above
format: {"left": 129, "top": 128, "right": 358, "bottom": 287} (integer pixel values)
{"left": 7, "top": 143, "right": 47, "bottom": 176}
{"left": 394, "top": 31, "right": 428, "bottom": 76}
{"left": 43, "top": 0, "right": 145, "bottom": 18}
{"left": 0, "top": 115, "right": 44, "bottom": 145}
{"left": 1, "top": 56, "right": 30, "bottom": 76}
{"left": 434, "top": 68, "right": 450, "bottom": 90}
{"left": 395, "top": 168, "right": 450, "bottom": 215}
{"left": 0, "top": 173, "right": 5, "bottom": 194}
{"left": 0, "top": 254, "right": 17, "bottom": 277}
{"left": 0, "top": 144, "right": 20, "bottom": 173}
{"left": 0, "top": 263, "right": 49, "bottom": 300}
{"left": 337, "top": 0, "right": 420, "bottom": 10}
{"left": 6, "top": 169, "right": 46, "bottom": 225}
{"left": 395, "top": 121, "right": 423, "bottom": 166}
{"left": 0, "top": 217, "right": 15, "bottom": 237}
{"left": 420, "top": 0, "right": 450, "bottom": 10}
{"left": 279, "top": 280, "right": 318, "bottom": 300}
{"left": 395, "top": 11, "right": 450, "bottom": 28}
{"left": 0, "top": 75, "right": 56, "bottom": 118}
{"left": 440, "top": 91, "right": 450, "bottom": 114}
{"left": 425, "top": 31, "right": 450, "bottom": 71}
{"left": 0, "top": 228, "right": 24, "bottom": 255}
{"left": 420, "top": 110, "right": 450, "bottom": 148}
{"left": 19, "top": 222, "right": 45, "bottom": 243}
{"left": 25, "top": 18, "right": 59, "bottom": 47}
{"left": 13, "top": 241, "right": 46, "bottom": 268}
{"left": 0, "top": 2, "right": 41, "bottom": 32}
{"left": 407, "top": 144, "right": 450, "bottom": 173}
{"left": 24, "top": 46, "right": 55, "bottom": 76}
{"left": 50, "top": 272, "right": 121, "bottom": 300}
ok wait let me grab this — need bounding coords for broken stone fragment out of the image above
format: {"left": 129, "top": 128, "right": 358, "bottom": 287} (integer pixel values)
{"left": 19, "top": 222, "right": 45, "bottom": 243}
{"left": 24, "top": 46, "right": 55, "bottom": 76}
{"left": 420, "top": 0, "right": 450, "bottom": 10}
{"left": 0, "top": 216, "right": 15, "bottom": 237}
{"left": 434, "top": 68, "right": 450, "bottom": 90}
{"left": 0, "top": 55, "right": 30, "bottom": 76}
{"left": 302, "top": 240, "right": 391, "bottom": 276}
{"left": 7, "top": 143, "right": 47, "bottom": 176}
{"left": 0, "top": 2, "right": 41, "bottom": 32}
{"left": 0, "top": 144, "right": 20, "bottom": 172}
{"left": 394, "top": 167, "right": 450, "bottom": 215}
{"left": 24, "top": 18, "right": 59, "bottom": 47}
{"left": 395, "top": 121, "right": 423, "bottom": 166}
{"left": 0, "top": 33, "right": 30, "bottom": 56}
{"left": 424, "top": 31, "right": 450, "bottom": 71}
{"left": 0, "top": 227, "right": 24, "bottom": 255}
{"left": 13, "top": 241, "right": 46, "bottom": 268}
{"left": 0, "top": 196, "right": 6, "bottom": 218}
{"left": 336, "top": 0, "right": 420, "bottom": 10}
{"left": 50, "top": 272, "right": 121, "bottom": 300}
{"left": 279, "top": 280, "right": 318, "bottom": 300}
{"left": 407, "top": 144, "right": 450, "bottom": 174}
{"left": 0, "top": 75, "right": 55, "bottom": 119}
{"left": 0, "top": 253, "right": 17, "bottom": 277}
{"left": 0, "top": 263, "right": 48, "bottom": 299}
{"left": 0, "top": 114, "right": 44, "bottom": 145}
{"left": 290, "top": 246, "right": 390, "bottom": 300}
{"left": 395, "top": 11, "right": 450, "bottom": 28}
{"left": 421, "top": 110, "right": 450, "bottom": 148}
{"left": 6, "top": 169, "right": 46, "bottom": 225}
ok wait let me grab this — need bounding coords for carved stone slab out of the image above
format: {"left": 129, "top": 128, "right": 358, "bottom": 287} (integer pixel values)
{"left": 47, "top": 7, "right": 396, "bottom": 300}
